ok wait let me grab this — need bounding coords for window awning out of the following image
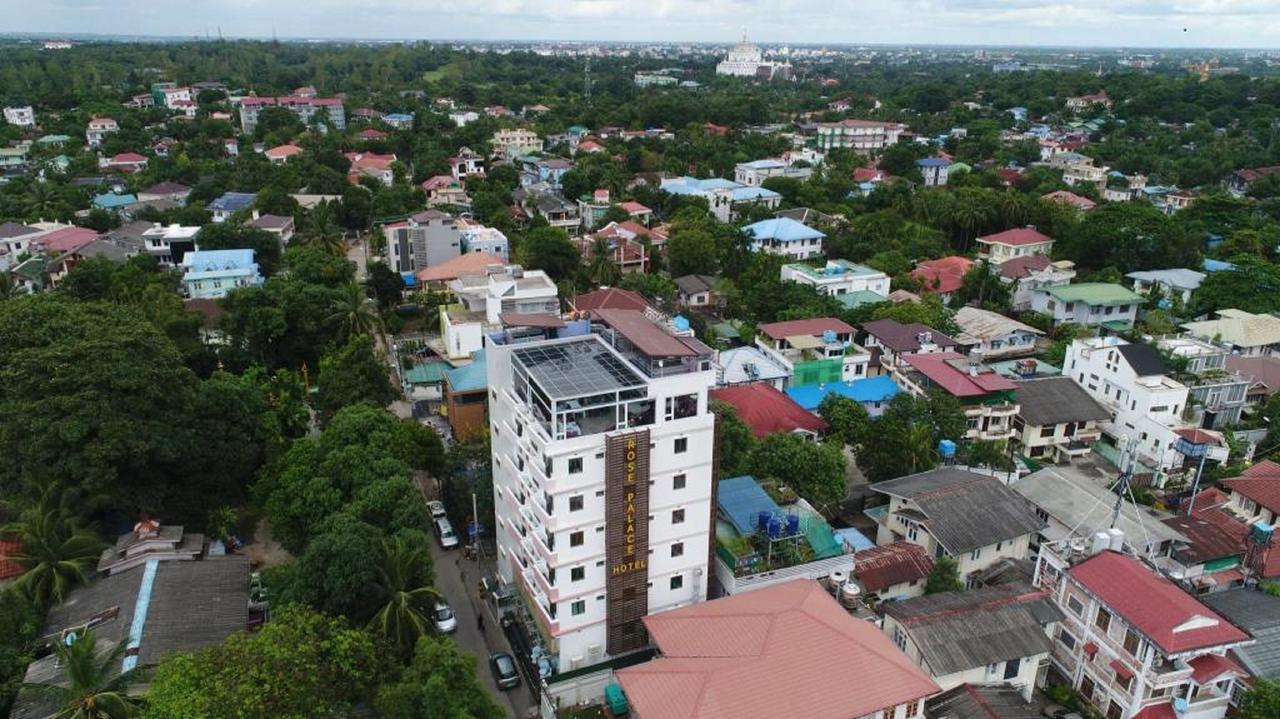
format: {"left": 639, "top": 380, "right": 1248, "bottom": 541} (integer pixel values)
{"left": 1083, "top": 642, "right": 1098, "bottom": 657}
{"left": 1110, "top": 659, "right": 1134, "bottom": 681}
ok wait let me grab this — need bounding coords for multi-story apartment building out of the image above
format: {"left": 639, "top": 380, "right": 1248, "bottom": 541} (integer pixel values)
{"left": 491, "top": 128, "right": 543, "bottom": 159}
{"left": 486, "top": 309, "right": 718, "bottom": 672}
{"left": 755, "top": 317, "right": 870, "bottom": 387}
{"left": 238, "top": 96, "right": 346, "bottom": 133}
{"left": 1035, "top": 547, "right": 1253, "bottom": 719}
{"left": 1064, "top": 337, "right": 1196, "bottom": 483}
{"left": 3, "top": 106, "right": 35, "bottom": 127}
{"left": 868, "top": 468, "right": 1046, "bottom": 584}
{"left": 382, "top": 210, "right": 461, "bottom": 274}
{"left": 1155, "top": 337, "right": 1250, "bottom": 429}
{"left": 781, "top": 259, "right": 890, "bottom": 299}
{"left": 889, "top": 351, "right": 1020, "bottom": 441}
{"left": 815, "top": 119, "right": 906, "bottom": 152}
{"left": 659, "top": 176, "right": 782, "bottom": 223}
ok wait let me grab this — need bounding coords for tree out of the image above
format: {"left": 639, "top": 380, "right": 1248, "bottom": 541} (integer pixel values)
{"left": 1240, "top": 679, "right": 1280, "bottom": 719}
{"left": 328, "top": 281, "right": 382, "bottom": 341}
{"left": 587, "top": 234, "right": 622, "bottom": 286}
{"left": 1061, "top": 202, "right": 1199, "bottom": 274}
{"left": 315, "top": 336, "right": 396, "bottom": 421}
{"left": 3, "top": 505, "right": 104, "bottom": 606}
{"left": 924, "top": 556, "right": 964, "bottom": 594}
{"left": 21, "top": 629, "right": 142, "bottom": 719}
{"left": 274, "top": 517, "right": 387, "bottom": 621}
{"left": 1195, "top": 256, "right": 1280, "bottom": 315}
{"left": 817, "top": 394, "right": 872, "bottom": 451}
{"left": 368, "top": 532, "right": 438, "bottom": 656}
{"left": 666, "top": 227, "right": 719, "bottom": 277}
{"left": 519, "top": 226, "right": 580, "bottom": 281}
{"left": 375, "top": 635, "right": 504, "bottom": 719}
{"left": 711, "top": 400, "right": 756, "bottom": 479}
{"left": 366, "top": 261, "right": 405, "bottom": 310}
{"left": 858, "top": 392, "right": 967, "bottom": 483}
{"left": 144, "top": 606, "right": 381, "bottom": 719}
{"left": 285, "top": 243, "right": 354, "bottom": 288}
{"left": 0, "top": 589, "right": 40, "bottom": 716}
{"left": 301, "top": 201, "right": 346, "bottom": 254}
{"left": 952, "top": 260, "right": 1011, "bottom": 311}
{"left": 870, "top": 295, "right": 960, "bottom": 336}
{"left": 747, "top": 434, "right": 847, "bottom": 509}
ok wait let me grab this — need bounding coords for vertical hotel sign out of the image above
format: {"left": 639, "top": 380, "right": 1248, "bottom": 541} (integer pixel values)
{"left": 605, "top": 429, "right": 650, "bottom": 654}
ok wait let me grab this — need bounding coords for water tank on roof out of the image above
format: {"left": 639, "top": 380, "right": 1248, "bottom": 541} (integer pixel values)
{"left": 757, "top": 511, "right": 771, "bottom": 534}
{"left": 840, "top": 580, "right": 862, "bottom": 609}
{"left": 1173, "top": 698, "right": 1189, "bottom": 714}
{"left": 827, "top": 264, "right": 843, "bottom": 276}
{"left": 767, "top": 517, "right": 782, "bottom": 539}
{"left": 786, "top": 514, "right": 801, "bottom": 537}
{"left": 1106, "top": 527, "right": 1125, "bottom": 551}
{"left": 938, "top": 439, "right": 957, "bottom": 459}
{"left": 827, "top": 570, "right": 847, "bottom": 594}
{"left": 1251, "top": 521, "right": 1274, "bottom": 546}
{"left": 1091, "top": 531, "right": 1112, "bottom": 555}
{"left": 673, "top": 315, "right": 691, "bottom": 331}
{"left": 822, "top": 329, "right": 838, "bottom": 344}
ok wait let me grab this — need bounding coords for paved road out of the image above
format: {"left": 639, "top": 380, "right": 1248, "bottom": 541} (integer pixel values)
{"left": 428, "top": 519, "right": 538, "bottom": 717}
{"left": 346, "top": 234, "right": 369, "bottom": 280}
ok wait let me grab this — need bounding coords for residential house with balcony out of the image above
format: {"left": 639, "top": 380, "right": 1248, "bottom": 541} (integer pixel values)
{"left": 815, "top": 119, "right": 906, "bottom": 152}
{"left": 181, "top": 249, "right": 264, "bottom": 300}
{"left": 659, "top": 176, "right": 782, "bottom": 223}
{"left": 422, "top": 175, "right": 470, "bottom": 208}
{"left": 518, "top": 157, "right": 574, "bottom": 189}
{"left": 755, "top": 317, "right": 870, "bottom": 387}
{"left": 1127, "top": 269, "right": 1205, "bottom": 307}
{"left": 139, "top": 223, "right": 200, "bottom": 266}
{"left": 1155, "top": 337, "right": 1250, "bottom": 429}
{"left": 953, "top": 307, "right": 1043, "bottom": 361}
{"left": 861, "top": 319, "right": 959, "bottom": 376}
{"left": 1219, "top": 460, "right": 1280, "bottom": 527}
{"left": 1013, "top": 377, "right": 1111, "bottom": 463}
{"left": 485, "top": 309, "right": 717, "bottom": 674}
{"left": 448, "top": 147, "right": 485, "bottom": 179}
{"left": 742, "top": 217, "right": 826, "bottom": 261}
{"left": 733, "top": 157, "right": 814, "bottom": 187}
{"left": 917, "top": 157, "right": 952, "bottom": 187}
{"left": 868, "top": 468, "right": 1047, "bottom": 584}
{"left": 852, "top": 542, "right": 934, "bottom": 602}
{"left": 711, "top": 475, "right": 853, "bottom": 596}
{"left": 441, "top": 264, "right": 560, "bottom": 360}
{"left": 976, "top": 228, "right": 1055, "bottom": 265}
{"left": 1064, "top": 337, "right": 1193, "bottom": 483}
{"left": 1031, "top": 283, "right": 1142, "bottom": 330}
{"left": 1000, "top": 256, "right": 1077, "bottom": 312}
{"left": 1034, "top": 549, "right": 1253, "bottom": 719}
{"left": 714, "top": 346, "right": 789, "bottom": 390}
{"left": 881, "top": 583, "right": 1063, "bottom": 702}
{"left": 523, "top": 191, "right": 582, "bottom": 235}
{"left": 85, "top": 117, "right": 118, "bottom": 148}
{"left": 491, "top": 128, "right": 543, "bottom": 159}
{"left": 1182, "top": 310, "right": 1280, "bottom": 358}
{"left": 781, "top": 259, "right": 889, "bottom": 299}
{"left": 889, "top": 351, "right": 1020, "bottom": 441}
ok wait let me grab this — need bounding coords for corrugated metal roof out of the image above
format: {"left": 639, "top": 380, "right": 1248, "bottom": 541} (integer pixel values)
{"left": 872, "top": 468, "right": 1046, "bottom": 554}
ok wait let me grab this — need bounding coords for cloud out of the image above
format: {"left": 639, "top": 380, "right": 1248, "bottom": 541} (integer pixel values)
{"left": 9, "top": 0, "right": 1280, "bottom": 46}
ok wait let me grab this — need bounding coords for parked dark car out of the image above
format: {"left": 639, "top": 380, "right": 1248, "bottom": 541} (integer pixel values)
{"left": 489, "top": 652, "right": 520, "bottom": 689}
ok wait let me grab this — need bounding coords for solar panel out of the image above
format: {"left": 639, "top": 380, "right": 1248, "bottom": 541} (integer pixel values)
{"left": 512, "top": 338, "right": 645, "bottom": 399}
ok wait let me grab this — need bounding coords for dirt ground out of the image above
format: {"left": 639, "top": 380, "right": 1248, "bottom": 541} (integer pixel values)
{"left": 242, "top": 517, "right": 293, "bottom": 568}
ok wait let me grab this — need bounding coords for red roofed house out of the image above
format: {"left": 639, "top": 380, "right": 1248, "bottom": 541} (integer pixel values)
{"left": 414, "top": 251, "right": 504, "bottom": 288}
{"left": 571, "top": 287, "right": 651, "bottom": 314}
{"left": 616, "top": 579, "right": 940, "bottom": 719}
{"left": 975, "top": 226, "right": 1055, "bottom": 265}
{"left": 1037, "top": 549, "right": 1252, "bottom": 719}
{"left": 890, "top": 351, "right": 1019, "bottom": 440}
{"left": 99, "top": 152, "right": 148, "bottom": 173}
{"left": 576, "top": 139, "right": 605, "bottom": 154}
{"left": 357, "top": 128, "right": 388, "bottom": 140}
{"left": 36, "top": 226, "right": 100, "bottom": 254}
{"left": 1044, "top": 190, "right": 1098, "bottom": 211}
{"left": 448, "top": 147, "right": 485, "bottom": 179}
{"left": 421, "top": 175, "right": 469, "bottom": 207}
{"left": 0, "top": 539, "right": 24, "bottom": 584}
{"left": 1221, "top": 460, "right": 1280, "bottom": 526}
{"left": 264, "top": 143, "right": 303, "bottom": 164}
{"left": 754, "top": 317, "right": 870, "bottom": 386}
{"left": 573, "top": 222, "right": 650, "bottom": 274}
{"left": 702, "top": 122, "right": 730, "bottom": 136}
{"left": 1227, "top": 166, "right": 1280, "bottom": 197}
{"left": 853, "top": 542, "right": 933, "bottom": 600}
{"left": 709, "top": 383, "right": 827, "bottom": 439}
{"left": 998, "top": 254, "right": 1077, "bottom": 312}
{"left": 616, "top": 201, "right": 653, "bottom": 225}
{"left": 345, "top": 151, "right": 397, "bottom": 186}
{"left": 910, "top": 256, "right": 974, "bottom": 302}
{"left": 1066, "top": 91, "right": 1113, "bottom": 110}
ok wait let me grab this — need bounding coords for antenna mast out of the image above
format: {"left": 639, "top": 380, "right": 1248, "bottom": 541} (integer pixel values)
{"left": 583, "top": 55, "right": 592, "bottom": 103}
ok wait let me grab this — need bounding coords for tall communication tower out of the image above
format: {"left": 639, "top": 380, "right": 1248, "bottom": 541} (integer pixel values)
{"left": 583, "top": 55, "right": 592, "bottom": 103}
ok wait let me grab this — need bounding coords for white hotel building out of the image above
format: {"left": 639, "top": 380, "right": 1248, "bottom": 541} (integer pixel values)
{"left": 486, "top": 309, "right": 717, "bottom": 672}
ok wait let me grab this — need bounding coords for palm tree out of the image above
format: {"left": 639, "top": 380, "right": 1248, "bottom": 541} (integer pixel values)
{"left": 902, "top": 423, "right": 939, "bottom": 474}
{"left": 4, "top": 506, "right": 104, "bottom": 606}
{"left": 24, "top": 182, "right": 65, "bottom": 222}
{"left": 588, "top": 235, "right": 622, "bottom": 286}
{"left": 23, "top": 629, "right": 142, "bottom": 719}
{"left": 328, "top": 282, "right": 381, "bottom": 341}
{"left": 368, "top": 535, "right": 440, "bottom": 654}
{"left": 997, "top": 190, "right": 1030, "bottom": 229}
{"left": 303, "top": 201, "right": 345, "bottom": 254}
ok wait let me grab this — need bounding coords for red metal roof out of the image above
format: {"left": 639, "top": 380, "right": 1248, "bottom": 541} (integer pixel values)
{"left": 38, "top": 227, "right": 99, "bottom": 254}
{"left": 617, "top": 579, "right": 939, "bottom": 719}
{"left": 1110, "top": 658, "right": 1134, "bottom": 680}
{"left": 853, "top": 542, "right": 934, "bottom": 593}
{"left": 414, "top": 252, "right": 505, "bottom": 284}
{"left": 112, "top": 152, "right": 148, "bottom": 163}
{"left": 1222, "top": 460, "right": 1280, "bottom": 514}
{"left": 572, "top": 288, "right": 650, "bottom": 313}
{"left": 757, "top": 317, "right": 855, "bottom": 341}
{"left": 1068, "top": 551, "right": 1250, "bottom": 654}
{"left": 997, "top": 254, "right": 1053, "bottom": 280}
{"left": 1132, "top": 703, "right": 1177, "bottom": 719}
{"left": 710, "top": 384, "right": 828, "bottom": 439}
{"left": 977, "top": 227, "right": 1054, "bottom": 247}
{"left": 0, "top": 540, "right": 23, "bottom": 581}
{"left": 901, "top": 352, "right": 1016, "bottom": 398}
{"left": 911, "top": 256, "right": 973, "bottom": 295}
{"left": 1188, "top": 652, "right": 1247, "bottom": 683}
{"left": 593, "top": 308, "right": 695, "bottom": 358}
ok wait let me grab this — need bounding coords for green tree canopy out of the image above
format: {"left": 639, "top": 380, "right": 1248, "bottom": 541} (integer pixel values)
{"left": 315, "top": 336, "right": 396, "bottom": 422}
{"left": 518, "top": 226, "right": 580, "bottom": 282}
{"left": 747, "top": 434, "right": 847, "bottom": 509}
{"left": 1195, "top": 256, "right": 1280, "bottom": 315}
{"left": 374, "top": 635, "right": 505, "bottom": 719}
{"left": 924, "top": 556, "right": 964, "bottom": 594}
{"left": 711, "top": 400, "right": 756, "bottom": 479}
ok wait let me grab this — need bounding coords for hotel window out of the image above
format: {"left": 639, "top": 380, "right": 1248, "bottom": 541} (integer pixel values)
{"left": 1067, "top": 595, "right": 1084, "bottom": 616}
{"left": 672, "top": 509, "right": 685, "bottom": 525}
{"left": 970, "top": 547, "right": 982, "bottom": 561}
{"left": 905, "top": 701, "right": 920, "bottom": 718}
{"left": 1095, "top": 607, "right": 1112, "bottom": 633}
{"left": 1058, "top": 629, "right": 1077, "bottom": 651}
{"left": 1123, "top": 628, "right": 1140, "bottom": 655}
{"left": 571, "top": 566, "right": 584, "bottom": 582}
{"left": 569, "top": 495, "right": 584, "bottom": 512}
{"left": 670, "top": 575, "right": 683, "bottom": 590}
{"left": 571, "top": 600, "right": 586, "bottom": 616}
{"left": 568, "top": 457, "right": 583, "bottom": 474}
{"left": 671, "top": 542, "right": 684, "bottom": 558}
{"left": 674, "top": 437, "right": 688, "bottom": 454}
{"left": 570, "top": 531, "right": 584, "bottom": 547}
{"left": 673, "top": 473, "right": 687, "bottom": 490}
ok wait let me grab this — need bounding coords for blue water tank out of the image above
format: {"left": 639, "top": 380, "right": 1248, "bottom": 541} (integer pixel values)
{"left": 1251, "top": 521, "right": 1274, "bottom": 544}
{"left": 767, "top": 517, "right": 782, "bottom": 539}
{"left": 757, "top": 511, "right": 771, "bottom": 534}
{"left": 786, "top": 514, "right": 801, "bottom": 536}
{"left": 673, "top": 315, "right": 691, "bottom": 331}
{"left": 938, "top": 439, "right": 957, "bottom": 458}
{"left": 822, "top": 329, "right": 838, "bottom": 344}
{"left": 1173, "top": 697, "right": 1189, "bottom": 713}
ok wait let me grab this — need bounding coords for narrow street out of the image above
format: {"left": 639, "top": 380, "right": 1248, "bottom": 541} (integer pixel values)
{"left": 425, "top": 494, "right": 538, "bottom": 717}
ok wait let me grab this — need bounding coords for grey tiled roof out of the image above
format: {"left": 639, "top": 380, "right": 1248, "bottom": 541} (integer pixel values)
{"left": 927, "top": 684, "right": 1042, "bottom": 719}
{"left": 1201, "top": 589, "right": 1280, "bottom": 679}
{"left": 873, "top": 468, "right": 1048, "bottom": 554}
{"left": 1015, "top": 376, "right": 1111, "bottom": 427}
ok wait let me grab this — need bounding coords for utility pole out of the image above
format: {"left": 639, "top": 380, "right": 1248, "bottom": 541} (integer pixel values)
{"left": 471, "top": 491, "right": 480, "bottom": 559}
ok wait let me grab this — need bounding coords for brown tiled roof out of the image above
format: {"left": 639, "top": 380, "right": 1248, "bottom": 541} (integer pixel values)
{"left": 853, "top": 542, "right": 933, "bottom": 594}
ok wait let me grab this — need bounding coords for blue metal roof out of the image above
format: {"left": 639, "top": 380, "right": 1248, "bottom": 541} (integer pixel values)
{"left": 718, "top": 475, "right": 782, "bottom": 535}
{"left": 183, "top": 249, "right": 256, "bottom": 272}
{"left": 93, "top": 193, "right": 137, "bottom": 209}
{"left": 1203, "top": 258, "right": 1236, "bottom": 273}
{"left": 445, "top": 350, "right": 488, "bottom": 393}
{"left": 916, "top": 157, "right": 951, "bottom": 168}
{"left": 786, "top": 375, "right": 900, "bottom": 411}
{"left": 208, "top": 192, "right": 256, "bottom": 212}
{"left": 833, "top": 527, "right": 875, "bottom": 552}
{"left": 741, "top": 217, "right": 826, "bottom": 243}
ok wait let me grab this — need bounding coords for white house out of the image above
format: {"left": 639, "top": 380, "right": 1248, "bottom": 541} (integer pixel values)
{"left": 1126, "top": 269, "right": 1205, "bottom": 306}
{"left": 140, "top": 224, "right": 200, "bottom": 266}
{"left": 486, "top": 310, "right": 717, "bottom": 673}
{"left": 953, "top": 306, "right": 1043, "bottom": 360}
{"left": 1030, "top": 283, "right": 1142, "bottom": 330}
{"left": 440, "top": 264, "right": 559, "bottom": 359}
{"left": 85, "top": 117, "right": 119, "bottom": 148}
{"left": 734, "top": 158, "right": 813, "bottom": 187}
{"left": 755, "top": 317, "right": 870, "bottom": 387}
{"left": 3, "top": 106, "right": 35, "bottom": 127}
{"left": 740, "top": 217, "right": 825, "bottom": 260}
{"left": 781, "top": 259, "right": 889, "bottom": 298}
{"left": 815, "top": 119, "right": 906, "bottom": 152}
{"left": 916, "top": 157, "right": 951, "bottom": 187}
{"left": 659, "top": 176, "right": 781, "bottom": 223}
{"left": 1183, "top": 310, "right": 1280, "bottom": 357}
{"left": 976, "top": 227, "right": 1055, "bottom": 265}
{"left": 490, "top": 128, "right": 543, "bottom": 159}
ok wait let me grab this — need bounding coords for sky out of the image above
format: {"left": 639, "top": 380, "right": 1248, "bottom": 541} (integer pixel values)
{"left": 9, "top": 0, "right": 1280, "bottom": 49}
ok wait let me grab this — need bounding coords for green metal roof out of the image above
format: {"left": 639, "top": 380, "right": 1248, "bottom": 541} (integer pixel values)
{"left": 404, "top": 362, "right": 450, "bottom": 385}
{"left": 835, "top": 290, "right": 890, "bottom": 310}
{"left": 711, "top": 322, "right": 741, "bottom": 339}
{"left": 1045, "top": 282, "right": 1142, "bottom": 306}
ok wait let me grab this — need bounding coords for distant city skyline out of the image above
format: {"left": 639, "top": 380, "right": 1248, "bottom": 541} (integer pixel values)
{"left": 9, "top": 0, "right": 1280, "bottom": 50}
